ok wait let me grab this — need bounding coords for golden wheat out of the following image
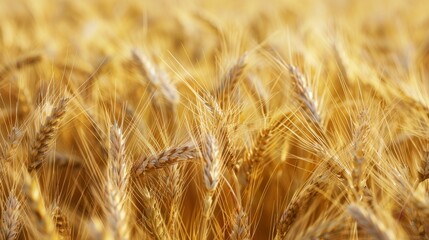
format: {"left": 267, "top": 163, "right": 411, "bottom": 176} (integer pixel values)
{"left": 1, "top": 0, "right": 429, "bottom": 239}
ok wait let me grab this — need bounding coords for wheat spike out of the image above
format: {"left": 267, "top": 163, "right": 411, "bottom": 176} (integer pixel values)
{"left": 133, "top": 144, "right": 198, "bottom": 176}
{"left": 276, "top": 176, "right": 326, "bottom": 239}
{"left": 1, "top": 127, "right": 24, "bottom": 162}
{"left": 217, "top": 54, "right": 247, "bottom": 107}
{"left": 50, "top": 206, "right": 71, "bottom": 240}
{"left": 288, "top": 64, "right": 321, "bottom": 126}
{"left": 244, "top": 114, "right": 288, "bottom": 184}
{"left": 418, "top": 143, "right": 429, "bottom": 183}
{"left": 106, "top": 123, "right": 130, "bottom": 240}
{"left": 132, "top": 49, "right": 179, "bottom": 105}
{"left": 229, "top": 206, "right": 251, "bottom": 240}
{"left": 0, "top": 53, "right": 43, "bottom": 80}
{"left": 200, "top": 134, "right": 221, "bottom": 239}
{"left": 1, "top": 193, "right": 21, "bottom": 240}
{"left": 141, "top": 187, "right": 169, "bottom": 240}
{"left": 347, "top": 204, "right": 395, "bottom": 240}
{"left": 351, "top": 109, "right": 369, "bottom": 198}
{"left": 22, "top": 173, "right": 58, "bottom": 239}
{"left": 29, "top": 97, "right": 70, "bottom": 171}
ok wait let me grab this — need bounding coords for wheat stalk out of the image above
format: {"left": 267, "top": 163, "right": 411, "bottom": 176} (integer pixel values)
{"left": 29, "top": 97, "right": 70, "bottom": 171}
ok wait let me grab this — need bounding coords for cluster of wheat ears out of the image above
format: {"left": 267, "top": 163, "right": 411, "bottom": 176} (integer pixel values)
{"left": 1, "top": 0, "right": 429, "bottom": 239}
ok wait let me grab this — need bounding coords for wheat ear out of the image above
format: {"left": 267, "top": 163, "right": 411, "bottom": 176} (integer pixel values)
{"left": 0, "top": 53, "right": 43, "bottom": 80}
{"left": 288, "top": 64, "right": 322, "bottom": 127}
{"left": 50, "top": 206, "right": 71, "bottom": 240}
{"left": 106, "top": 123, "right": 130, "bottom": 240}
{"left": 300, "top": 215, "right": 347, "bottom": 240}
{"left": 1, "top": 193, "right": 21, "bottom": 240}
{"left": 276, "top": 176, "right": 326, "bottom": 239}
{"left": 166, "top": 164, "right": 181, "bottom": 238}
{"left": 347, "top": 204, "right": 394, "bottom": 240}
{"left": 201, "top": 134, "right": 221, "bottom": 239}
{"left": 217, "top": 54, "right": 247, "bottom": 107}
{"left": 244, "top": 74, "right": 269, "bottom": 116}
{"left": 1, "top": 127, "right": 24, "bottom": 162}
{"left": 133, "top": 144, "right": 198, "bottom": 176}
{"left": 229, "top": 206, "right": 251, "bottom": 240}
{"left": 29, "top": 97, "right": 69, "bottom": 171}
{"left": 351, "top": 109, "right": 369, "bottom": 199}
{"left": 132, "top": 49, "right": 179, "bottom": 105}
{"left": 141, "top": 187, "right": 169, "bottom": 239}
{"left": 87, "top": 218, "right": 113, "bottom": 240}
{"left": 418, "top": 142, "right": 429, "bottom": 183}
{"left": 22, "top": 173, "right": 58, "bottom": 239}
{"left": 245, "top": 114, "right": 288, "bottom": 184}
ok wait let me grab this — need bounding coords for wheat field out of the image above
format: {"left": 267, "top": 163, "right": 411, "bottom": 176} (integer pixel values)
{"left": 1, "top": 0, "right": 429, "bottom": 239}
